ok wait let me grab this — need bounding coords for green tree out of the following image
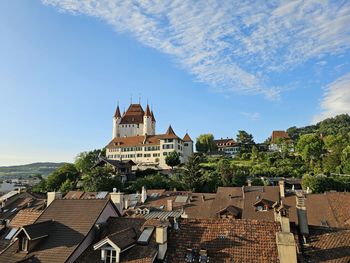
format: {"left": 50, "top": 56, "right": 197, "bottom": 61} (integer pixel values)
{"left": 296, "top": 134, "right": 324, "bottom": 164}
{"left": 59, "top": 179, "right": 74, "bottom": 193}
{"left": 231, "top": 165, "right": 247, "bottom": 187}
{"left": 75, "top": 149, "right": 105, "bottom": 174}
{"left": 236, "top": 130, "right": 255, "bottom": 144}
{"left": 165, "top": 151, "right": 181, "bottom": 169}
{"left": 195, "top": 134, "right": 217, "bottom": 153}
{"left": 341, "top": 146, "right": 350, "bottom": 174}
{"left": 46, "top": 164, "right": 79, "bottom": 191}
{"left": 82, "top": 166, "right": 121, "bottom": 192}
{"left": 181, "top": 154, "right": 203, "bottom": 191}
{"left": 216, "top": 158, "right": 233, "bottom": 186}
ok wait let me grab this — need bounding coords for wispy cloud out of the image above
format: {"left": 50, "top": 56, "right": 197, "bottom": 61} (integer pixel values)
{"left": 240, "top": 112, "right": 261, "bottom": 121}
{"left": 42, "top": 0, "right": 350, "bottom": 99}
{"left": 313, "top": 72, "right": 350, "bottom": 123}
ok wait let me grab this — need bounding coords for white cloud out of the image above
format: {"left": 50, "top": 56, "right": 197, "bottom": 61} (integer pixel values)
{"left": 313, "top": 72, "right": 350, "bottom": 123}
{"left": 42, "top": 0, "right": 350, "bottom": 99}
{"left": 240, "top": 112, "right": 261, "bottom": 121}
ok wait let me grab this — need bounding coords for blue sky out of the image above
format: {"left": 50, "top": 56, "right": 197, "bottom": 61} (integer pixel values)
{"left": 1, "top": 0, "right": 350, "bottom": 166}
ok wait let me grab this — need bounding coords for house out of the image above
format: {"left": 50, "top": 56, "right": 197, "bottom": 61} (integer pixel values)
{"left": 92, "top": 158, "right": 136, "bottom": 183}
{"left": 0, "top": 196, "right": 120, "bottom": 263}
{"left": 76, "top": 217, "right": 163, "bottom": 263}
{"left": 213, "top": 138, "right": 240, "bottom": 157}
{"left": 269, "top": 130, "right": 291, "bottom": 151}
{"left": 165, "top": 217, "right": 297, "bottom": 263}
{"left": 106, "top": 103, "right": 194, "bottom": 169}
{"left": 0, "top": 190, "right": 45, "bottom": 251}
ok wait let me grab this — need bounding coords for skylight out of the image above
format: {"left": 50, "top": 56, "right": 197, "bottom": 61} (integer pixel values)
{"left": 5, "top": 228, "right": 18, "bottom": 240}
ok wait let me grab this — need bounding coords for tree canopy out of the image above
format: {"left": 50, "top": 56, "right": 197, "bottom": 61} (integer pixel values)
{"left": 195, "top": 134, "right": 217, "bottom": 153}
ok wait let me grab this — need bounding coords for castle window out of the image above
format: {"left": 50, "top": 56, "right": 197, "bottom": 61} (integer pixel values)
{"left": 184, "top": 143, "right": 188, "bottom": 146}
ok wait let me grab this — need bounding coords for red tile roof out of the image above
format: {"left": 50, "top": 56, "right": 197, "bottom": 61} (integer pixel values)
{"left": 183, "top": 133, "right": 193, "bottom": 142}
{"left": 166, "top": 218, "right": 281, "bottom": 262}
{"left": 271, "top": 130, "right": 289, "bottom": 143}
{"left": 120, "top": 104, "right": 145, "bottom": 124}
{"left": 303, "top": 227, "right": 350, "bottom": 263}
{"left": 8, "top": 209, "right": 42, "bottom": 228}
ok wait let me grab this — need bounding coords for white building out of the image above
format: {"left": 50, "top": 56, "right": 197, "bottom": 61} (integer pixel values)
{"left": 106, "top": 103, "right": 193, "bottom": 169}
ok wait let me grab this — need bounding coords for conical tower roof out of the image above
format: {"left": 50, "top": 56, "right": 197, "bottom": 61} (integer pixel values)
{"left": 183, "top": 133, "right": 193, "bottom": 142}
{"left": 151, "top": 110, "right": 156, "bottom": 122}
{"left": 114, "top": 105, "right": 121, "bottom": 118}
{"left": 163, "top": 125, "right": 179, "bottom": 139}
{"left": 144, "top": 104, "right": 152, "bottom": 117}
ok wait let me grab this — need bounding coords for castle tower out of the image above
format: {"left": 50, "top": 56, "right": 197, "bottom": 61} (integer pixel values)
{"left": 143, "top": 104, "right": 154, "bottom": 135}
{"left": 112, "top": 105, "right": 121, "bottom": 139}
{"left": 183, "top": 133, "right": 194, "bottom": 162}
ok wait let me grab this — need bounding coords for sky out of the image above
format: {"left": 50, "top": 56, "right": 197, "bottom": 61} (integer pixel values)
{"left": 1, "top": 0, "right": 350, "bottom": 166}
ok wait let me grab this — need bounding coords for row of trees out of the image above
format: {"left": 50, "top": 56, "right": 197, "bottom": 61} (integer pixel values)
{"left": 33, "top": 149, "right": 122, "bottom": 193}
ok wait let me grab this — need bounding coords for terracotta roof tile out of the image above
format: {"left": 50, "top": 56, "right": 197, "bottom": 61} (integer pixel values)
{"left": 303, "top": 227, "right": 350, "bottom": 263}
{"left": 120, "top": 104, "right": 145, "bottom": 124}
{"left": 166, "top": 218, "right": 281, "bottom": 263}
{"left": 8, "top": 209, "right": 42, "bottom": 228}
{"left": 271, "top": 130, "right": 289, "bottom": 143}
{"left": 183, "top": 133, "right": 193, "bottom": 142}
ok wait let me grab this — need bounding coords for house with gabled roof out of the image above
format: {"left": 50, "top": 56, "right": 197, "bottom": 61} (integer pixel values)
{"left": 0, "top": 197, "right": 120, "bottom": 263}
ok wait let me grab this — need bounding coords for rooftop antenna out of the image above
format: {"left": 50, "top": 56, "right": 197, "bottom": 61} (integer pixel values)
{"left": 138, "top": 93, "right": 141, "bottom": 104}
{"left": 130, "top": 95, "right": 133, "bottom": 104}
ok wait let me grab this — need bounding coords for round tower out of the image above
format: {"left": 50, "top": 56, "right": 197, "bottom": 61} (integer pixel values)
{"left": 112, "top": 105, "right": 121, "bottom": 138}
{"left": 143, "top": 104, "right": 153, "bottom": 135}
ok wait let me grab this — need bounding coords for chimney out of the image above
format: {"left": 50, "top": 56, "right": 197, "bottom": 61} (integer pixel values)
{"left": 141, "top": 186, "right": 147, "bottom": 203}
{"left": 124, "top": 195, "right": 129, "bottom": 209}
{"left": 276, "top": 232, "right": 298, "bottom": 263}
{"left": 156, "top": 223, "right": 168, "bottom": 260}
{"left": 247, "top": 179, "right": 252, "bottom": 187}
{"left": 274, "top": 206, "right": 291, "bottom": 233}
{"left": 167, "top": 199, "right": 173, "bottom": 212}
{"left": 279, "top": 180, "right": 285, "bottom": 198}
{"left": 201, "top": 195, "right": 205, "bottom": 202}
{"left": 110, "top": 188, "right": 124, "bottom": 213}
{"left": 296, "top": 193, "right": 309, "bottom": 236}
{"left": 47, "top": 192, "right": 62, "bottom": 207}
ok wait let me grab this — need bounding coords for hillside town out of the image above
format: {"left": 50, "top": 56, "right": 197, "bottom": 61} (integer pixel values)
{"left": 0, "top": 102, "right": 349, "bottom": 263}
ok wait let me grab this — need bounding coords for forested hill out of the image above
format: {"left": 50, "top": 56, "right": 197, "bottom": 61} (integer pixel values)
{"left": 287, "top": 114, "right": 350, "bottom": 141}
{"left": 0, "top": 162, "right": 67, "bottom": 179}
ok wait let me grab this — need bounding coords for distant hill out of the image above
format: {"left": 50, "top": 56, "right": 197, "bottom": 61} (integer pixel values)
{"left": 0, "top": 162, "right": 68, "bottom": 179}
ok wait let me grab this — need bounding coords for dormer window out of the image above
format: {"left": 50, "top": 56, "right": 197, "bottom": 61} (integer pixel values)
{"left": 20, "top": 237, "right": 28, "bottom": 252}
{"left": 101, "top": 247, "right": 117, "bottom": 263}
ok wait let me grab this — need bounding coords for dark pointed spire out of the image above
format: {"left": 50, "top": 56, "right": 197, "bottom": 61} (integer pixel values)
{"left": 151, "top": 110, "right": 156, "bottom": 122}
{"left": 166, "top": 125, "right": 176, "bottom": 135}
{"left": 144, "top": 104, "right": 152, "bottom": 117}
{"left": 114, "top": 105, "right": 121, "bottom": 118}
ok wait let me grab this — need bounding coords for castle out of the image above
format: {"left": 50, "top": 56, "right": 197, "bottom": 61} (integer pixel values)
{"left": 106, "top": 103, "right": 193, "bottom": 169}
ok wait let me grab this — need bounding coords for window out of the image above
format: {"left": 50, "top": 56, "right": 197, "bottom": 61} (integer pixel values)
{"left": 20, "top": 237, "right": 28, "bottom": 251}
{"left": 103, "top": 249, "right": 117, "bottom": 263}
{"left": 184, "top": 143, "right": 188, "bottom": 146}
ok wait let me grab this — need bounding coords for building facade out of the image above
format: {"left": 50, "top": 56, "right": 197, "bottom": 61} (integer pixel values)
{"left": 107, "top": 103, "right": 193, "bottom": 169}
